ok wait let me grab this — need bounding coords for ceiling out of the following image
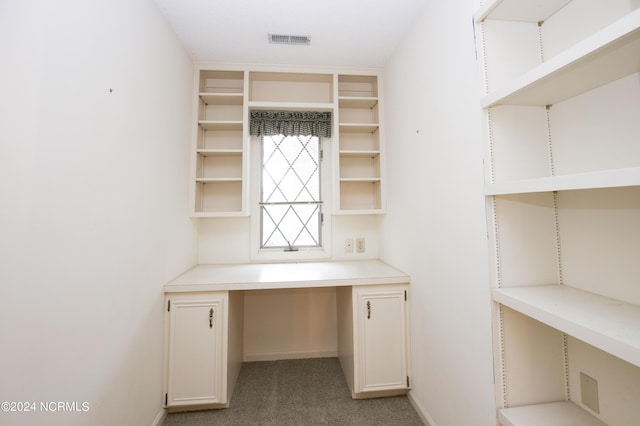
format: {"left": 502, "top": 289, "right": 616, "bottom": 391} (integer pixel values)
{"left": 153, "top": 0, "right": 428, "bottom": 69}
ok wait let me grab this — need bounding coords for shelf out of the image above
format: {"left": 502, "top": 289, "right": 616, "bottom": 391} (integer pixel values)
{"left": 498, "top": 401, "right": 605, "bottom": 426}
{"left": 474, "top": 0, "right": 572, "bottom": 23}
{"left": 482, "top": 9, "right": 640, "bottom": 107}
{"left": 199, "top": 93, "right": 244, "bottom": 105}
{"left": 247, "top": 101, "right": 334, "bottom": 111}
{"left": 493, "top": 285, "right": 640, "bottom": 368}
{"left": 338, "top": 97, "right": 378, "bottom": 109}
{"left": 339, "top": 150, "right": 380, "bottom": 157}
{"left": 197, "top": 149, "right": 243, "bottom": 156}
{"left": 196, "top": 178, "right": 242, "bottom": 183}
{"left": 198, "top": 121, "right": 243, "bottom": 131}
{"left": 340, "top": 178, "right": 381, "bottom": 183}
{"left": 485, "top": 166, "right": 640, "bottom": 195}
{"left": 339, "top": 124, "right": 379, "bottom": 133}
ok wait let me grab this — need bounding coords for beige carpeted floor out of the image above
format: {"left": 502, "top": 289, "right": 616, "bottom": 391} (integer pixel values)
{"left": 163, "top": 357, "right": 425, "bottom": 425}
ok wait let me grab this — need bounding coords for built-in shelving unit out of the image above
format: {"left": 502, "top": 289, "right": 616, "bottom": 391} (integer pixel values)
{"left": 192, "top": 70, "right": 247, "bottom": 216}
{"left": 481, "top": 8, "right": 640, "bottom": 107}
{"left": 190, "top": 68, "right": 386, "bottom": 217}
{"left": 337, "top": 74, "right": 384, "bottom": 213}
{"left": 485, "top": 166, "right": 640, "bottom": 195}
{"left": 475, "top": 1, "right": 640, "bottom": 425}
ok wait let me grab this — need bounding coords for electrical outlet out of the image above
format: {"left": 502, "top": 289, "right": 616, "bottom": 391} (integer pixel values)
{"left": 345, "top": 238, "right": 354, "bottom": 253}
{"left": 355, "top": 237, "right": 365, "bottom": 253}
{"left": 580, "top": 372, "right": 599, "bottom": 414}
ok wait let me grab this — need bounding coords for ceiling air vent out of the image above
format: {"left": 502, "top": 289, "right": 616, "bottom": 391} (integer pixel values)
{"left": 268, "top": 34, "right": 311, "bottom": 46}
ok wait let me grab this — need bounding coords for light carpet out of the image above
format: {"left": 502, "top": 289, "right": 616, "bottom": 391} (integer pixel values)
{"left": 163, "top": 357, "right": 425, "bottom": 425}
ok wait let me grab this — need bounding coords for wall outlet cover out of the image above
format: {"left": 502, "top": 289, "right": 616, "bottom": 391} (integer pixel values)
{"left": 345, "top": 238, "right": 354, "bottom": 253}
{"left": 580, "top": 372, "right": 599, "bottom": 414}
{"left": 355, "top": 237, "right": 365, "bottom": 253}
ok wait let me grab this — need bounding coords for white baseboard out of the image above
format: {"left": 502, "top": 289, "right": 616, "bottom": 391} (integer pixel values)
{"left": 408, "top": 391, "right": 437, "bottom": 426}
{"left": 150, "top": 408, "right": 166, "bottom": 426}
{"left": 243, "top": 349, "right": 337, "bottom": 362}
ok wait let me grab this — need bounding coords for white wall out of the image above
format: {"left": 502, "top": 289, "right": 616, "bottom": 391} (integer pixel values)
{"left": 0, "top": 1, "right": 196, "bottom": 425}
{"left": 197, "top": 215, "right": 381, "bottom": 264}
{"left": 382, "top": 1, "right": 496, "bottom": 425}
{"left": 243, "top": 287, "right": 338, "bottom": 361}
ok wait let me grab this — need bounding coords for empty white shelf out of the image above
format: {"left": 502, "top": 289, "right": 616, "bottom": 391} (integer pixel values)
{"left": 482, "top": 9, "right": 640, "bottom": 107}
{"left": 339, "top": 150, "right": 381, "bottom": 157}
{"left": 340, "top": 178, "right": 381, "bottom": 182}
{"left": 197, "top": 149, "right": 243, "bottom": 156}
{"left": 485, "top": 166, "right": 640, "bottom": 195}
{"left": 198, "top": 121, "right": 243, "bottom": 131}
{"left": 339, "top": 123, "right": 379, "bottom": 133}
{"left": 493, "top": 285, "right": 640, "bottom": 367}
{"left": 498, "top": 401, "right": 605, "bottom": 426}
{"left": 199, "top": 93, "right": 244, "bottom": 105}
{"left": 195, "top": 177, "right": 242, "bottom": 183}
{"left": 247, "top": 101, "right": 334, "bottom": 111}
{"left": 474, "top": 0, "right": 572, "bottom": 23}
{"left": 338, "top": 97, "right": 378, "bottom": 109}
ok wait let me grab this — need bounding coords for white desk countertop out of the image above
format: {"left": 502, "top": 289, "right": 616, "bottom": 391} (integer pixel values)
{"left": 164, "top": 260, "right": 410, "bottom": 293}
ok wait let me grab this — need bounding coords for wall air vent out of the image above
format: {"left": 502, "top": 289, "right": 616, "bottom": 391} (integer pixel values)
{"left": 268, "top": 34, "right": 311, "bottom": 46}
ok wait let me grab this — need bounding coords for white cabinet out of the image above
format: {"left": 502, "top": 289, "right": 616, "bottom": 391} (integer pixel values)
{"left": 164, "top": 291, "right": 244, "bottom": 410}
{"left": 337, "top": 284, "right": 410, "bottom": 397}
{"left": 475, "top": 1, "right": 640, "bottom": 425}
{"left": 164, "top": 261, "right": 411, "bottom": 409}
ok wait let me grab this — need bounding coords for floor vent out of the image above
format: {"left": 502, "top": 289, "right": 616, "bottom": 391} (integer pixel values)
{"left": 268, "top": 34, "right": 311, "bottom": 45}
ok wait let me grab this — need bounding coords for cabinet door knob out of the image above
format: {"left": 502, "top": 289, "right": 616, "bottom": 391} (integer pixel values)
{"left": 209, "top": 308, "right": 214, "bottom": 328}
{"left": 367, "top": 301, "right": 371, "bottom": 319}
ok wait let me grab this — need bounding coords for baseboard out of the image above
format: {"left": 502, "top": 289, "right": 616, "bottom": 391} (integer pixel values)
{"left": 243, "top": 349, "right": 337, "bottom": 362}
{"left": 407, "top": 391, "right": 437, "bottom": 426}
{"left": 150, "top": 408, "right": 166, "bottom": 426}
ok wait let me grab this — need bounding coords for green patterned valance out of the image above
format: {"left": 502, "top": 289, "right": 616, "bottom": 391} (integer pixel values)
{"left": 250, "top": 111, "right": 332, "bottom": 138}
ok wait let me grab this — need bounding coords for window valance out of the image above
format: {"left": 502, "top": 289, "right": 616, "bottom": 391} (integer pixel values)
{"left": 249, "top": 111, "right": 332, "bottom": 138}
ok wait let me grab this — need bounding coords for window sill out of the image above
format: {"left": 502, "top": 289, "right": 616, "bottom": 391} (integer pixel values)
{"left": 250, "top": 246, "right": 332, "bottom": 263}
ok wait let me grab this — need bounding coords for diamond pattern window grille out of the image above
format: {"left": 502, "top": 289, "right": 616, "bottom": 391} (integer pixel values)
{"left": 261, "top": 134, "right": 322, "bottom": 248}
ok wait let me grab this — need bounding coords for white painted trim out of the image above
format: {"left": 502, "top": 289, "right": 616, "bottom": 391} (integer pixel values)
{"left": 407, "top": 391, "right": 437, "bottom": 426}
{"left": 243, "top": 349, "right": 337, "bottom": 362}
{"left": 150, "top": 409, "right": 166, "bottom": 426}
{"left": 193, "top": 62, "right": 384, "bottom": 77}
{"left": 248, "top": 133, "right": 334, "bottom": 262}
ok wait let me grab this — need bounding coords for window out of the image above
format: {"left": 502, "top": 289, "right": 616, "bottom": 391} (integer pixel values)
{"left": 260, "top": 134, "right": 322, "bottom": 249}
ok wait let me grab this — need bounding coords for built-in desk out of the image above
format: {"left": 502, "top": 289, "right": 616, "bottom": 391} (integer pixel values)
{"left": 164, "top": 259, "right": 410, "bottom": 292}
{"left": 163, "top": 260, "right": 411, "bottom": 411}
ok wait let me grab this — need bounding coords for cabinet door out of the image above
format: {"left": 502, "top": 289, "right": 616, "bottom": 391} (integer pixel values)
{"left": 355, "top": 286, "right": 409, "bottom": 393}
{"left": 166, "top": 296, "right": 226, "bottom": 406}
